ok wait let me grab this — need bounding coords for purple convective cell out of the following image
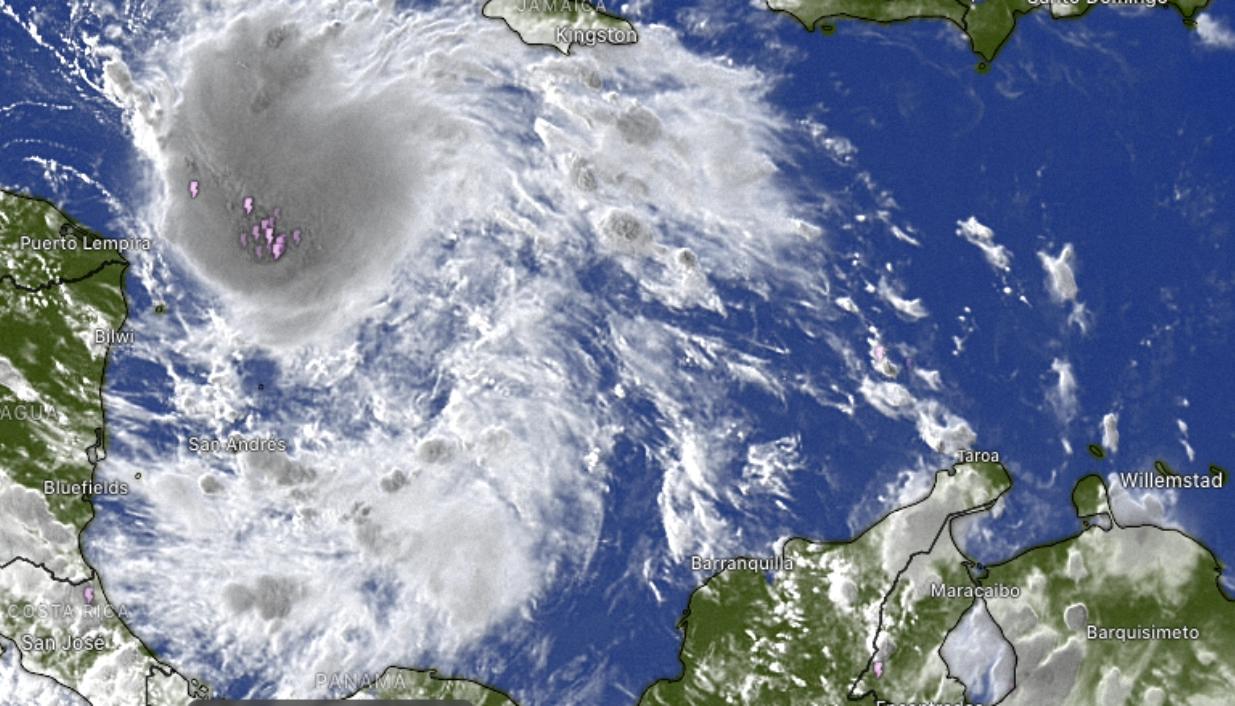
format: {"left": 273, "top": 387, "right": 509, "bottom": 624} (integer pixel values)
{"left": 189, "top": 180, "right": 200, "bottom": 199}
{"left": 240, "top": 205, "right": 302, "bottom": 263}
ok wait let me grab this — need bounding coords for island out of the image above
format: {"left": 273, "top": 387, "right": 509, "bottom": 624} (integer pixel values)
{"left": 766, "top": 0, "right": 1213, "bottom": 66}
{"left": 482, "top": 0, "right": 637, "bottom": 53}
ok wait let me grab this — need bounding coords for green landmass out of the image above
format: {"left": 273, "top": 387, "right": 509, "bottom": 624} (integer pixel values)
{"left": 0, "top": 189, "right": 506, "bottom": 706}
{"left": 0, "top": 190, "right": 127, "bottom": 530}
{"left": 767, "top": 0, "right": 1213, "bottom": 64}
{"left": 847, "top": 524, "right": 975, "bottom": 703}
{"left": 1071, "top": 473, "right": 1109, "bottom": 518}
{"left": 0, "top": 559, "right": 200, "bottom": 706}
{"left": 1212, "top": 465, "right": 1230, "bottom": 486}
{"left": 640, "top": 462, "right": 1010, "bottom": 705}
{"left": 1155, "top": 459, "right": 1178, "bottom": 476}
{"left": 346, "top": 667, "right": 518, "bottom": 705}
{"left": 0, "top": 190, "right": 200, "bottom": 704}
{"left": 983, "top": 476, "right": 1235, "bottom": 703}
{"left": 642, "top": 465, "right": 1235, "bottom": 705}
{"left": 482, "top": 0, "right": 637, "bottom": 53}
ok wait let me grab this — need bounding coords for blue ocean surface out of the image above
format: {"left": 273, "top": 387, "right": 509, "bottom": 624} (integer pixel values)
{"left": 0, "top": 2, "right": 1232, "bottom": 705}
{"left": 729, "top": 6, "right": 1235, "bottom": 573}
{"left": 436, "top": 8, "right": 1235, "bottom": 702}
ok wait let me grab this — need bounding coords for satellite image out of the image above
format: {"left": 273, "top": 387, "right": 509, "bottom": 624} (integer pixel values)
{"left": 0, "top": 0, "right": 1232, "bottom": 704}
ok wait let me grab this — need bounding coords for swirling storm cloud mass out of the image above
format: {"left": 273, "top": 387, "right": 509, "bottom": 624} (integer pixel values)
{"left": 85, "top": 0, "right": 978, "bottom": 700}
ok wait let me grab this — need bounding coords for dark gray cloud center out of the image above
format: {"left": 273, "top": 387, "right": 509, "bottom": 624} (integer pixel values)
{"left": 162, "top": 15, "right": 435, "bottom": 343}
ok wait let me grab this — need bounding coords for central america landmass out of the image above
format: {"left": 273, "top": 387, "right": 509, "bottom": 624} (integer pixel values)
{"left": 0, "top": 191, "right": 525, "bottom": 705}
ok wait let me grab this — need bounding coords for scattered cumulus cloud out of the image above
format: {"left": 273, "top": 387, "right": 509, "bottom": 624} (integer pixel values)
{"left": 657, "top": 430, "right": 731, "bottom": 561}
{"left": 1101, "top": 412, "right": 1119, "bottom": 454}
{"left": 1196, "top": 14, "right": 1235, "bottom": 50}
{"left": 1037, "top": 244, "right": 1078, "bottom": 303}
{"left": 888, "top": 224, "right": 921, "bottom": 247}
{"left": 846, "top": 456, "right": 940, "bottom": 535}
{"left": 877, "top": 277, "right": 929, "bottom": 320}
{"left": 1037, "top": 243, "right": 1091, "bottom": 332}
{"left": 859, "top": 377, "right": 977, "bottom": 454}
{"left": 913, "top": 367, "right": 943, "bottom": 391}
{"left": 1048, "top": 358, "right": 1078, "bottom": 424}
{"left": 955, "top": 216, "right": 1012, "bottom": 272}
{"left": 1177, "top": 419, "right": 1196, "bottom": 462}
